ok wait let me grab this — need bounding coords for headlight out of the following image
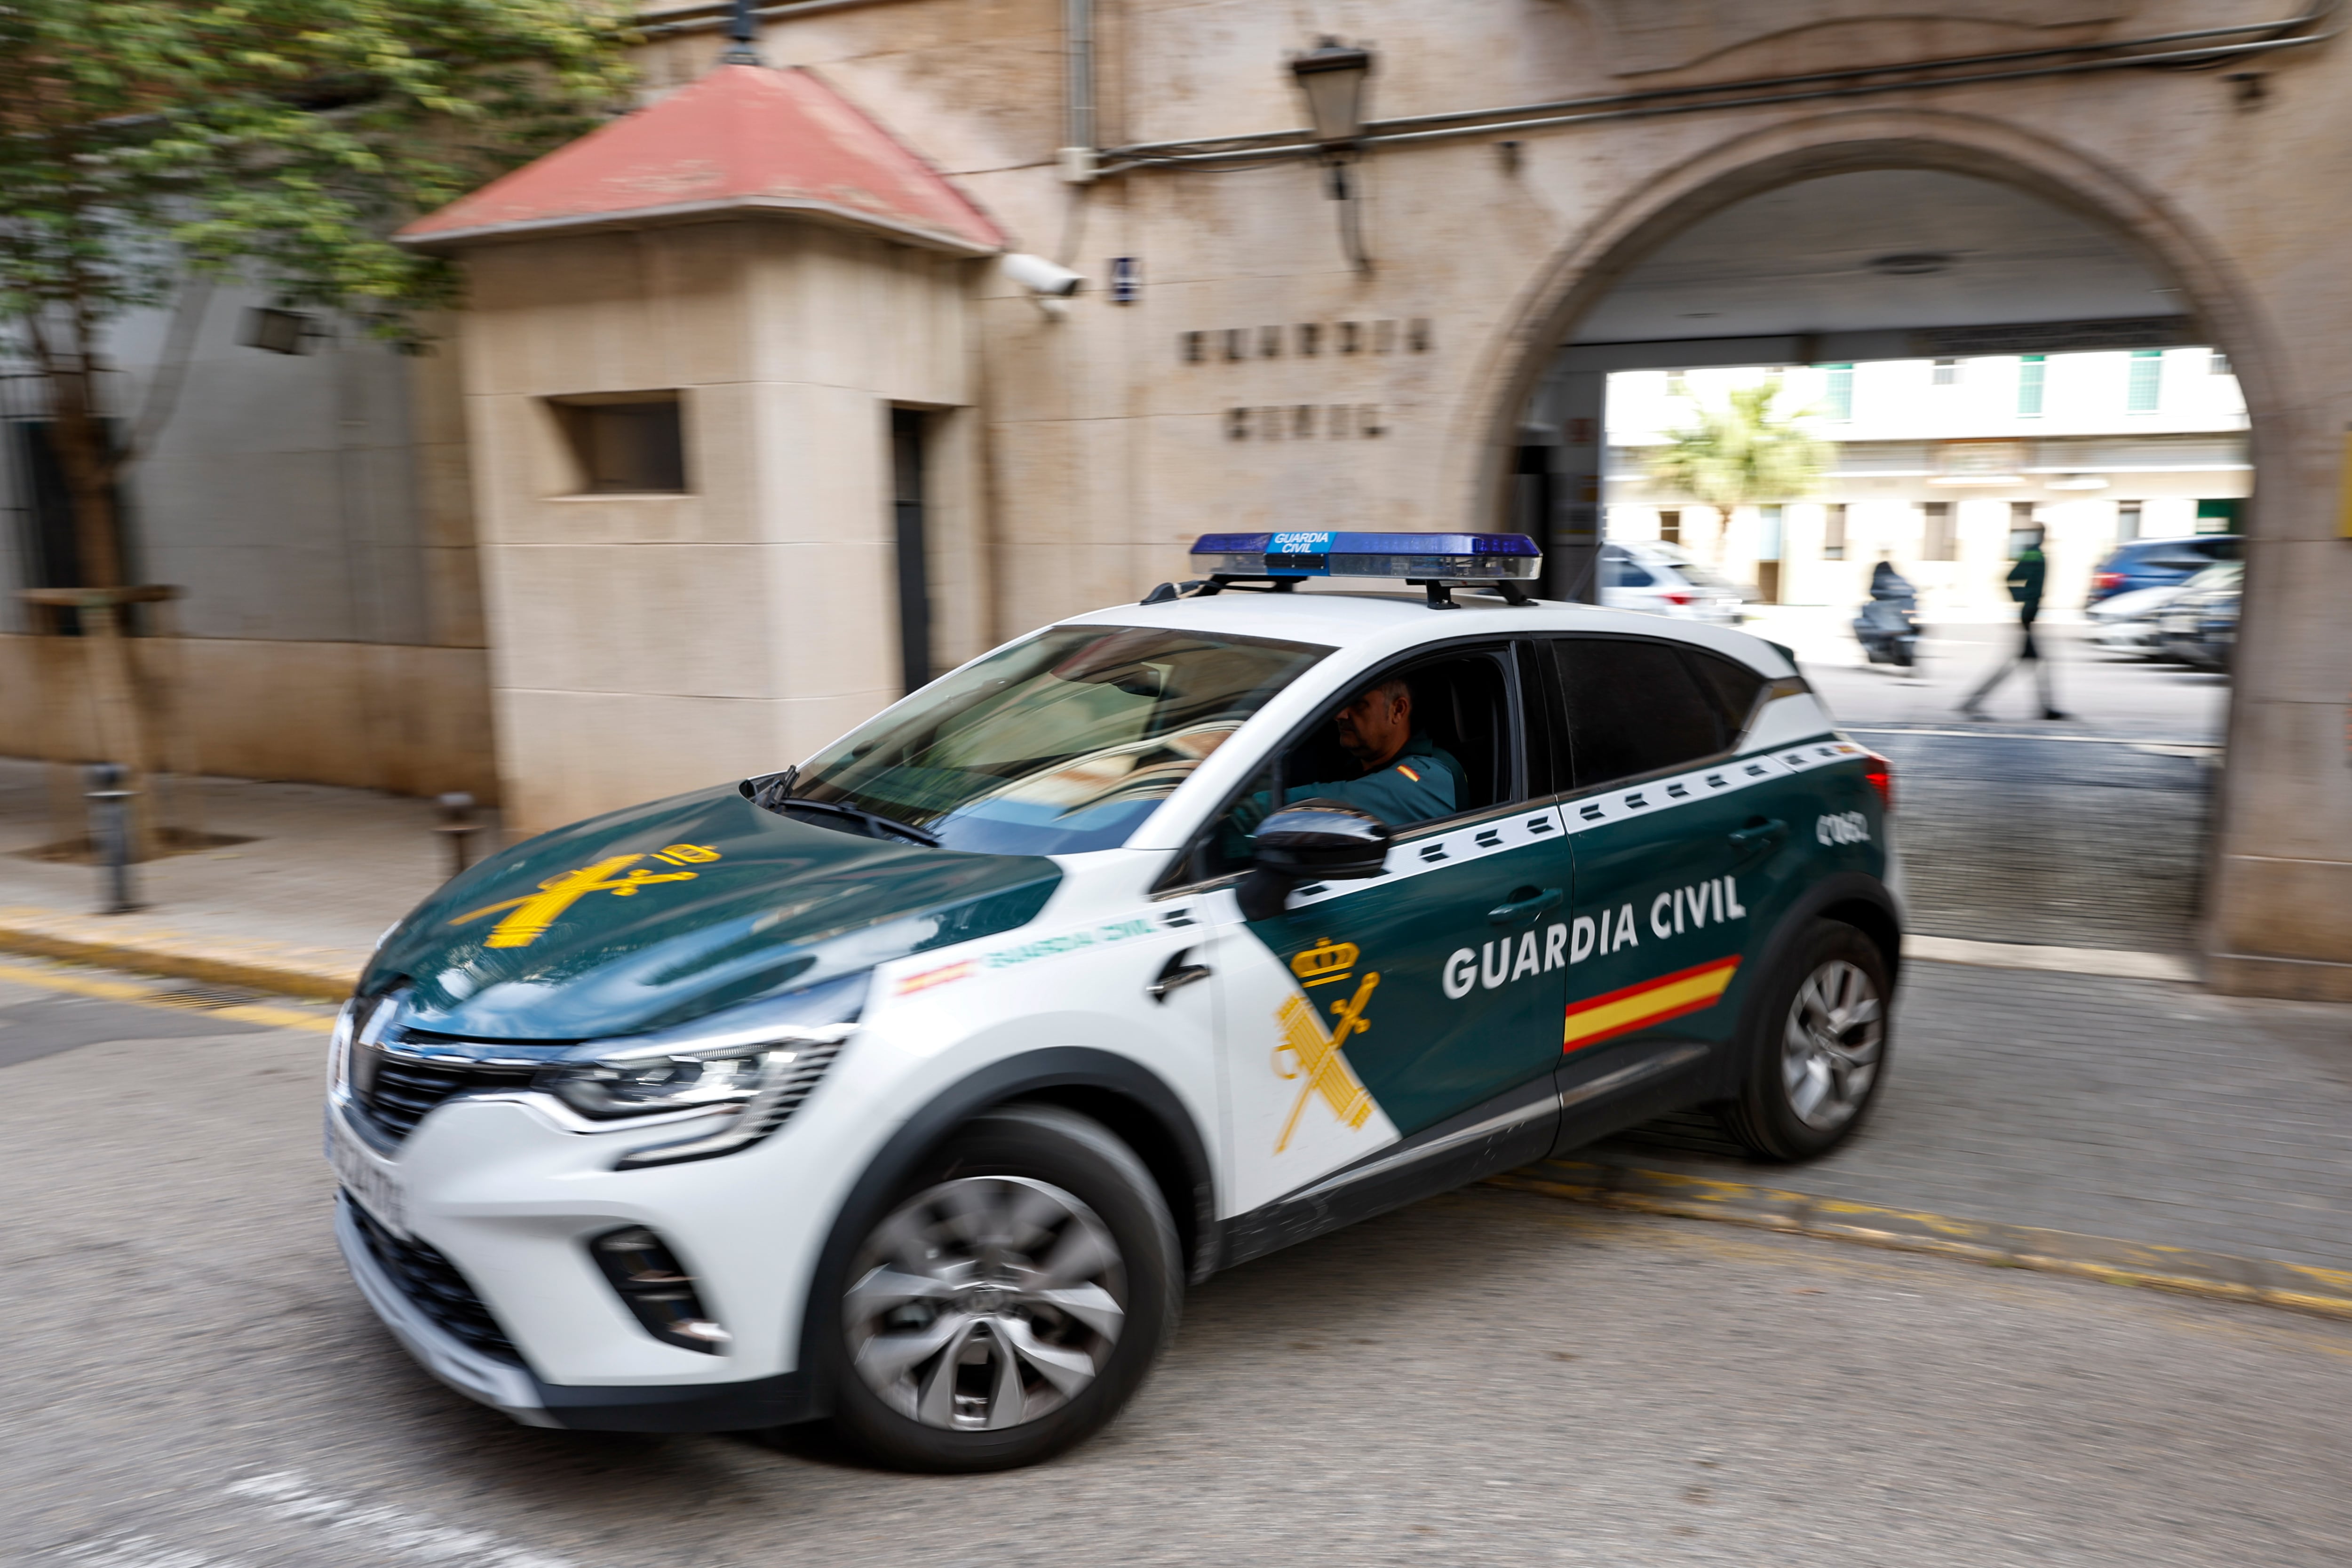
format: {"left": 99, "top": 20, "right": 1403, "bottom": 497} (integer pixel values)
{"left": 329, "top": 992, "right": 397, "bottom": 1097}
{"left": 329, "top": 1000, "right": 357, "bottom": 1093}
{"left": 538, "top": 973, "right": 866, "bottom": 1169}
{"left": 544, "top": 1047, "right": 777, "bottom": 1118}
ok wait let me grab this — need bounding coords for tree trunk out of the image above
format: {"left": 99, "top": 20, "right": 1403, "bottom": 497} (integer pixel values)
{"left": 36, "top": 328, "right": 160, "bottom": 860}
{"left": 45, "top": 356, "right": 125, "bottom": 591}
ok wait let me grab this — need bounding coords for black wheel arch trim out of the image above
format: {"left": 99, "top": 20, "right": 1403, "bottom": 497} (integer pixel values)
{"left": 794, "top": 1046, "right": 1218, "bottom": 1421}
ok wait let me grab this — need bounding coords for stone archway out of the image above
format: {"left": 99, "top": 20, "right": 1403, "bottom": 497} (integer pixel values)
{"left": 1454, "top": 106, "right": 2289, "bottom": 530}
{"left": 1456, "top": 105, "right": 2316, "bottom": 989}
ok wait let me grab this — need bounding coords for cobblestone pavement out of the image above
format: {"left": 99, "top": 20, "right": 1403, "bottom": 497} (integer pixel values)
{"left": 13, "top": 990, "right": 2352, "bottom": 1568}
{"left": 1601, "top": 961, "right": 2352, "bottom": 1272}
{"left": 1875, "top": 730, "right": 2210, "bottom": 952}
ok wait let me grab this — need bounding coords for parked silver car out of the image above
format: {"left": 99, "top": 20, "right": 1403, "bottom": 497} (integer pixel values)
{"left": 2086, "top": 582, "right": 2184, "bottom": 658}
{"left": 1599, "top": 541, "right": 1746, "bottom": 625}
{"left": 2153, "top": 562, "right": 2242, "bottom": 671}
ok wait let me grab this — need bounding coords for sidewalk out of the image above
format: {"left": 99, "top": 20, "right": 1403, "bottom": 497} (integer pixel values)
{"left": 0, "top": 757, "right": 486, "bottom": 998}
{"left": 1745, "top": 605, "right": 2231, "bottom": 742}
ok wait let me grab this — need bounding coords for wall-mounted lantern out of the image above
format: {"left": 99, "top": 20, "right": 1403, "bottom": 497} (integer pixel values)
{"left": 1289, "top": 37, "right": 1375, "bottom": 273}
{"left": 1291, "top": 37, "right": 1373, "bottom": 144}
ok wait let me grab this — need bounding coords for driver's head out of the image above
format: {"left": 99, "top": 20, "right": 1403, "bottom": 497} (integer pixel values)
{"left": 1334, "top": 677, "right": 1413, "bottom": 769}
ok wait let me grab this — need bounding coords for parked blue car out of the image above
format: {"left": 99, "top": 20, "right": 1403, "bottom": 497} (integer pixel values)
{"left": 2087, "top": 534, "right": 2241, "bottom": 605}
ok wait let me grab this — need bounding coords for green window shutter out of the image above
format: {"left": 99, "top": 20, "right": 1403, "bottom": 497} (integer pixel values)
{"left": 1823, "top": 363, "right": 1854, "bottom": 422}
{"left": 2127, "top": 350, "right": 2163, "bottom": 413}
{"left": 2017, "top": 355, "right": 2046, "bottom": 417}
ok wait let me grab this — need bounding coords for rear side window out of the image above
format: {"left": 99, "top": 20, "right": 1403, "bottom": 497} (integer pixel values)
{"left": 2199, "top": 536, "right": 2242, "bottom": 561}
{"left": 1684, "top": 650, "right": 1769, "bottom": 732}
{"left": 1549, "top": 637, "right": 1748, "bottom": 790}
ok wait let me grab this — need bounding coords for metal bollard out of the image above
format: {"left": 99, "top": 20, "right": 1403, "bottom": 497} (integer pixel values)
{"left": 84, "top": 762, "right": 141, "bottom": 915}
{"left": 436, "top": 792, "right": 481, "bottom": 880}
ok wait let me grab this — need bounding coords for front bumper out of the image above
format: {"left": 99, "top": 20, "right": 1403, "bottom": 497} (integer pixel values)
{"left": 335, "top": 1194, "right": 815, "bottom": 1432}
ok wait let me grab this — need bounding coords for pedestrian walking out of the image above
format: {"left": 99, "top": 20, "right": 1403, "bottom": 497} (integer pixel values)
{"left": 1960, "top": 524, "right": 2070, "bottom": 720}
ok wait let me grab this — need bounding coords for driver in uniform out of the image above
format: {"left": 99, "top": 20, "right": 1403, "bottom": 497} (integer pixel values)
{"left": 1235, "top": 676, "right": 1467, "bottom": 833}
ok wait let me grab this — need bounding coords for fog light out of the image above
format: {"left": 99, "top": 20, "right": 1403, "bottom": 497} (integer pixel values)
{"left": 590, "top": 1226, "right": 730, "bottom": 1354}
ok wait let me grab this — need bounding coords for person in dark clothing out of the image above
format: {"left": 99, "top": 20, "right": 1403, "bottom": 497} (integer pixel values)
{"left": 1232, "top": 676, "right": 1467, "bottom": 836}
{"left": 1869, "top": 554, "right": 1913, "bottom": 597}
{"left": 1960, "top": 525, "right": 2069, "bottom": 720}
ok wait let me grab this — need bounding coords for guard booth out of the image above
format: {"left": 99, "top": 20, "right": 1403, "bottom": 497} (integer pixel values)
{"left": 398, "top": 63, "right": 1005, "bottom": 836}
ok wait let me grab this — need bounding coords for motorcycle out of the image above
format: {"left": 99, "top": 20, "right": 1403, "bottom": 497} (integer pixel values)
{"left": 1854, "top": 567, "right": 1923, "bottom": 672}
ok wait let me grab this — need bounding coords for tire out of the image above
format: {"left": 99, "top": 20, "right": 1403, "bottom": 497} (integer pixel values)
{"left": 1720, "top": 920, "right": 1891, "bottom": 1161}
{"left": 821, "top": 1103, "right": 1181, "bottom": 1472}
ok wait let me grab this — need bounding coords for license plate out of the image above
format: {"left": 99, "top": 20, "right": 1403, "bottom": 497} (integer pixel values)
{"left": 329, "top": 1121, "right": 409, "bottom": 1236}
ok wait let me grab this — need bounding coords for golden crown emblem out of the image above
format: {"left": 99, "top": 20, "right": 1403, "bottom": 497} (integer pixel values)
{"left": 1290, "top": 939, "right": 1360, "bottom": 980}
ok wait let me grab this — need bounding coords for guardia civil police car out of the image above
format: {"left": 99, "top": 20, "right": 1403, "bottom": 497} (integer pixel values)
{"left": 328, "top": 531, "right": 1900, "bottom": 1471}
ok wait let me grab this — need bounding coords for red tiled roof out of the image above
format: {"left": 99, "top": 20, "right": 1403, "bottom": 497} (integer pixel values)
{"left": 398, "top": 65, "right": 1005, "bottom": 256}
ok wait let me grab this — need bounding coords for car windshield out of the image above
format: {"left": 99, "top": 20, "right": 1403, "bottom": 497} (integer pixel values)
{"left": 792, "top": 625, "right": 1330, "bottom": 855}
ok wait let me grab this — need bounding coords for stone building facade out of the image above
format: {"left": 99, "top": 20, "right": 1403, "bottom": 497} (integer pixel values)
{"left": 6, "top": 0, "right": 2350, "bottom": 997}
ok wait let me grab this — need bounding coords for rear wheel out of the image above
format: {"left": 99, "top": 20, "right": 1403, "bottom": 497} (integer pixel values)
{"left": 1721, "top": 920, "right": 1891, "bottom": 1161}
{"left": 823, "top": 1104, "right": 1180, "bottom": 1471}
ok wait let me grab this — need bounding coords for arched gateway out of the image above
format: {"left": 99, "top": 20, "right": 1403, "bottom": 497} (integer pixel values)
{"left": 1461, "top": 108, "right": 2333, "bottom": 1000}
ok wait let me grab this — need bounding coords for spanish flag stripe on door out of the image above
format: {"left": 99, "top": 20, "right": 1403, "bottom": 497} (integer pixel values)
{"left": 1563, "top": 955, "right": 1741, "bottom": 1052}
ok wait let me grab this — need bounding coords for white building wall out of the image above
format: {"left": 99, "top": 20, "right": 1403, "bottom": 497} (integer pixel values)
{"left": 1606, "top": 348, "right": 2249, "bottom": 616}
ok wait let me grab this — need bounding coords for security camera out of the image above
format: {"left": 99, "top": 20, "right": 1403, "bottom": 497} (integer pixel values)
{"left": 1002, "top": 253, "right": 1084, "bottom": 298}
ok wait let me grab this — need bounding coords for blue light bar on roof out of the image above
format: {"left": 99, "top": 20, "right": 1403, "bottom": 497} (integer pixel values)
{"left": 1190, "top": 530, "right": 1541, "bottom": 580}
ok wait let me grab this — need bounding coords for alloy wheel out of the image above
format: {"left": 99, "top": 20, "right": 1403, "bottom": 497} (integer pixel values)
{"left": 843, "top": 1175, "right": 1127, "bottom": 1431}
{"left": 1780, "top": 957, "right": 1884, "bottom": 1131}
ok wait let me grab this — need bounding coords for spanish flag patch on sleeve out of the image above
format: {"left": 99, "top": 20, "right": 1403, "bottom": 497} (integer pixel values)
{"left": 1396, "top": 764, "right": 1421, "bottom": 782}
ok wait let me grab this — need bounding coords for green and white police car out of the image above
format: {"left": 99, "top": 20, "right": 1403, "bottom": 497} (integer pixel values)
{"left": 327, "top": 531, "right": 1900, "bottom": 1471}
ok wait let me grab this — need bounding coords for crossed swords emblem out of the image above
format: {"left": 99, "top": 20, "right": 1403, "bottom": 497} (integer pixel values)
{"left": 1272, "top": 971, "right": 1379, "bottom": 1154}
{"left": 451, "top": 849, "right": 715, "bottom": 949}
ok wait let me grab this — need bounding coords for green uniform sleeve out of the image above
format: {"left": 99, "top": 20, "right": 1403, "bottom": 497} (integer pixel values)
{"left": 1279, "top": 755, "right": 1457, "bottom": 829}
{"left": 1219, "top": 735, "right": 1465, "bottom": 858}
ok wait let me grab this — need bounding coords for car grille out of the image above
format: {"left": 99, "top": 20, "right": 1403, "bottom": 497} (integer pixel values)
{"left": 347, "top": 1200, "right": 523, "bottom": 1366}
{"left": 353, "top": 1042, "right": 540, "bottom": 1143}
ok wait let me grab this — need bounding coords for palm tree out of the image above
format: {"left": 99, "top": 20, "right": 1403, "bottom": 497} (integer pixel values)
{"left": 1643, "top": 375, "right": 1830, "bottom": 562}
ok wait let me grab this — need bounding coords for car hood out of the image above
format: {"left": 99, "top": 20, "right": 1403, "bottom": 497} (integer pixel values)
{"left": 364, "top": 785, "right": 1062, "bottom": 1041}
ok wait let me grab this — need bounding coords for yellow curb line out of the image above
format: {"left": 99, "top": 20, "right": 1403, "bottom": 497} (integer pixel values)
{"left": 0, "top": 923, "right": 356, "bottom": 1003}
{"left": 0, "top": 958, "right": 331, "bottom": 1032}
{"left": 1486, "top": 1165, "right": 2352, "bottom": 1323}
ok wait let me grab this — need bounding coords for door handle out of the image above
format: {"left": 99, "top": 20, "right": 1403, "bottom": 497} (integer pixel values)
{"left": 1488, "top": 887, "right": 1564, "bottom": 924}
{"left": 1728, "top": 818, "right": 1787, "bottom": 851}
{"left": 1147, "top": 951, "right": 1212, "bottom": 1002}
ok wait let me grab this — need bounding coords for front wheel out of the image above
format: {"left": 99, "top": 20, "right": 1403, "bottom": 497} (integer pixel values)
{"left": 1720, "top": 920, "right": 1891, "bottom": 1161}
{"left": 822, "top": 1104, "right": 1180, "bottom": 1472}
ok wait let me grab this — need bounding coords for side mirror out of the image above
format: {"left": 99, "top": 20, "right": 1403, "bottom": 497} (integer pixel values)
{"left": 1238, "top": 800, "right": 1391, "bottom": 922}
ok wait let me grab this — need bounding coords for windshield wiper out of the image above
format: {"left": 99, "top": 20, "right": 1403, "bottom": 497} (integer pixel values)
{"left": 739, "top": 768, "right": 940, "bottom": 847}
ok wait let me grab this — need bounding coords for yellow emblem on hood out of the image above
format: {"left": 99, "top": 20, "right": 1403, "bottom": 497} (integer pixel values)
{"left": 451, "top": 846, "right": 720, "bottom": 949}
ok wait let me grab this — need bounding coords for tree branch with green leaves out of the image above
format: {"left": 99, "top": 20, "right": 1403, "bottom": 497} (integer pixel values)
{"left": 1, "top": 0, "right": 636, "bottom": 590}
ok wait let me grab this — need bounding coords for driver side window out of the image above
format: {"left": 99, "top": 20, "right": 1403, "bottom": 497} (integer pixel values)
{"left": 1186, "top": 646, "right": 1523, "bottom": 881}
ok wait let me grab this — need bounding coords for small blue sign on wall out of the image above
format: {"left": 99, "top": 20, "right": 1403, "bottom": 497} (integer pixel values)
{"left": 1109, "top": 257, "right": 1140, "bottom": 304}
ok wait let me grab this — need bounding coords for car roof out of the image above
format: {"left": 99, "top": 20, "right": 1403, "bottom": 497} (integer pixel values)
{"left": 1055, "top": 585, "right": 1797, "bottom": 677}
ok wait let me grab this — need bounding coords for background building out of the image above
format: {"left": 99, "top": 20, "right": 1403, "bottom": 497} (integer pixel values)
{"left": 1605, "top": 347, "right": 2249, "bottom": 615}
{"left": 4, "top": 0, "right": 2349, "bottom": 996}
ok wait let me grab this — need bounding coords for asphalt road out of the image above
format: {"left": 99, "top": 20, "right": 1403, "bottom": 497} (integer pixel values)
{"left": 10, "top": 975, "right": 2352, "bottom": 1568}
